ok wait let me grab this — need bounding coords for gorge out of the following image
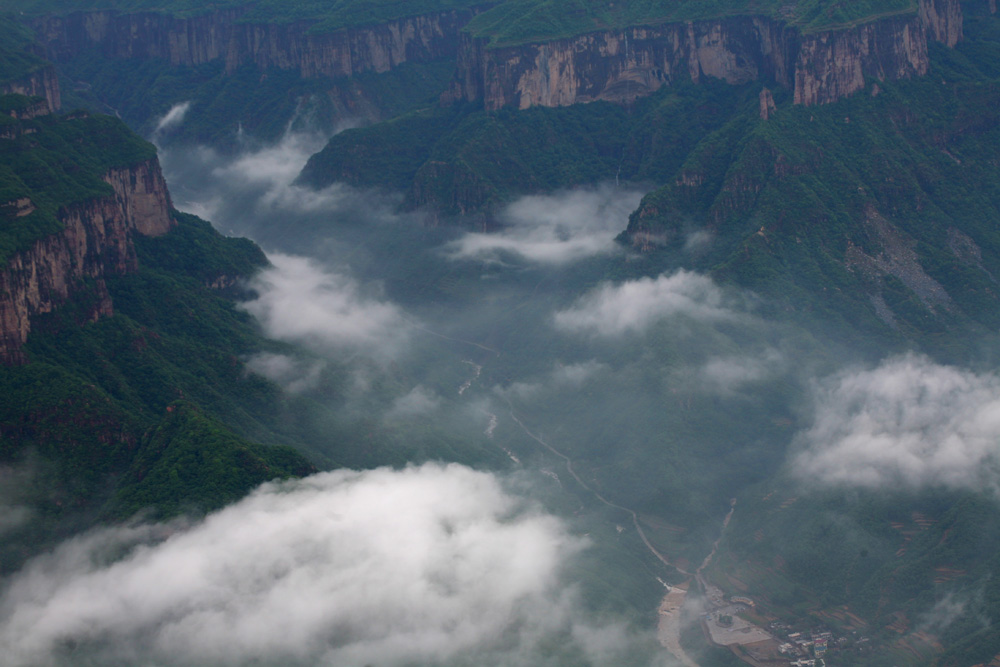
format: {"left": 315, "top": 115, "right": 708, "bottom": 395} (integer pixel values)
{"left": 3, "top": 1, "right": 1000, "bottom": 666}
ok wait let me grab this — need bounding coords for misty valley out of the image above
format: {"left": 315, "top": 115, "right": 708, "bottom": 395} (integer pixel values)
{"left": 4, "top": 1, "right": 1000, "bottom": 666}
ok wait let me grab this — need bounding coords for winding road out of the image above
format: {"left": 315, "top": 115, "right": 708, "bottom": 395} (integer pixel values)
{"left": 504, "top": 403, "right": 708, "bottom": 666}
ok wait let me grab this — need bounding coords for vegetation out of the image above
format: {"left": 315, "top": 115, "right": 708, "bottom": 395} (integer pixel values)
{"left": 4, "top": 2, "right": 1000, "bottom": 664}
{"left": 0, "top": 13, "right": 47, "bottom": 85}
{"left": 110, "top": 401, "right": 315, "bottom": 519}
{"left": 0, "top": 97, "right": 157, "bottom": 264}
{"left": 59, "top": 52, "right": 457, "bottom": 148}
{"left": 5, "top": 0, "right": 487, "bottom": 31}
{"left": 624, "top": 20, "right": 1000, "bottom": 358}
{"left": 304, "top": 9, "right": 1000, "bottom": 360}
{"left": 0, "top": 208, "right": 320, "bottom": 568}
{"left": 300, "top": 77, "right": 759, "bottom": 217}
{"left": 466, "top": 0, "right": 917, "bottom": 47}
{"left": 709, "top": 481, "right": 1000, "bottom": 666}
{"left": 6, "top": 0, "right": 917, "bottom": 41}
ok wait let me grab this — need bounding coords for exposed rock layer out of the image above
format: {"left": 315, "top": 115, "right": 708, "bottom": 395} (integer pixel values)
{"left": 0, "top": 159, "right": 174, "bottom": 364}
{"left": 31, "top": 8, "right": 475, "bottom": 79}
{"left": 0, "top": 64, "right": 61, "bottom": 112}
{"left": 449, "top": 0, "right": 962, "bottom": 109}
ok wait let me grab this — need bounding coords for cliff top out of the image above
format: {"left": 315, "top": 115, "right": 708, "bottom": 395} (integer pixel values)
{"left": 3, "top": 0, "right": 489, "bottom": 32}
{"left": 6, "top": 0, "right": 917, "bottom": 39}
{"left": 465, "top": 0, "right": 920, "bottom": 47}
{"left": 0, "top": 13, "right": 49, "bottom": 85}
{"left": 0, "top": 97, "right": 157, "bottom": 264}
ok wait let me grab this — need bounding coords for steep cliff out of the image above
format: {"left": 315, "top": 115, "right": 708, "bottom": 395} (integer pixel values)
{"left": 0, "top": 15, "right": 61, "bottom": 112}
{"left": 0, "top": 157, "right": 173, "bottom": 364}
{"left": 0, "top": 64, "right": 61, "bottom": 113}
{"left": 31, "top": 8, "right": 475, "bottom": 80}
{"left": 449, "top": 0, "right": 962, "bottom": 110}
{"left": 619, "top": 35, "right": 1000, "bottom": 347}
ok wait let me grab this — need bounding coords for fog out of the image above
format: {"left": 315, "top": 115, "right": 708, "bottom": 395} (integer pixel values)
{"left": 792, "top": 353, "right": 1000, "bottom": 493}
{"left": 10, "top": 104, "right": 998, "bottom": 664}
{"left": 0, "top": 464, "right": 655, "bottom": 666}
{"left": 151, "top": 116, "right": 795, "bottom": 663}
{"left": 553, "top": 271, "right": 739, "bottom": 337}
{"left": 446, "top": 185, "right": 645, "bottom": 264}
{"left": 148, "top": 117, "right": 840, "bottom": 663}
{"left": 241, "top": 253, "right": 409, "bottom": 358}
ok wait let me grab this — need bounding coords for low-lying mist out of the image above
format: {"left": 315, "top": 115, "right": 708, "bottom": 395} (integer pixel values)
{"left": 8, "top": 105, "right": 998, "bottom": 664}
{"left": 0, "top": 464, "right": 660, "bottom": 667}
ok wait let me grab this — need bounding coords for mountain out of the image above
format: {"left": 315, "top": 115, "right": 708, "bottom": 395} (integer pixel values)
{"left": 0, "top": 29, "right": 325, "bottom": 576}
{"left": 5, "top": 1, "right": 1000, "bottom": 665}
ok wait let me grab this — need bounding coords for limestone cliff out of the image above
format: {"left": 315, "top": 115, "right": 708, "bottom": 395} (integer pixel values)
{"left": 0, "top": 64, "right": 61, "bottom": 112}
{"left": 450, "top": 0, "right": 962, "bottom": 110}
{"left": 31, "top": 8, "right": 474, "bottom": 80}
{"left": 0, "top": 159, "right": 174, "bottom": 364}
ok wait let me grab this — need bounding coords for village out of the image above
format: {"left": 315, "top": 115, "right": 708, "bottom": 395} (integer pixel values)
{"left": 697, "top": 583, "right": 877, "bottom": 666}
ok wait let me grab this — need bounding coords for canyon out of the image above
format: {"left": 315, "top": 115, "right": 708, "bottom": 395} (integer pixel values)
{"left": 26, "top": 0, "right": 965, "bottom": 120}
{"left": 449, "top": 0, "right": 963, "bottom": 109}
{"left": 0, "top": 83, "right": 174, "bottom": 364}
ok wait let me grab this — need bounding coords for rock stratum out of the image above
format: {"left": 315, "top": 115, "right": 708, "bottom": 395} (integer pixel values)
{"left": 448, "top": 0, "right": 962, "bottom": 109}
{"left": 0, "top": 64, "right": 61, "bottom": 112}
{"left": 24, "top": 0, "right": 964, "bottom": 114}
{"left": 0, "top": 74, "right": 174, "bottom": 364}
{"left": 0, "top": 158, "right": 173, "bottom": 364}
{"left": 30, "top": 7, "right": 477, "bottom": 79}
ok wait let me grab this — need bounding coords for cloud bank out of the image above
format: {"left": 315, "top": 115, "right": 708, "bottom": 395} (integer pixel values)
{"left": 241, "top": 253, "right": 408, "bottom": 357}
{"left": 0, "top": 464, "right": 650, "bottom": 667}
{"left": 554, "top": 271, "right": 734, "bottom": 337}
{"left": 447, "top": 185, "right": 644, "bottom": 264}
{"left": 159, "top": 121, "right": 409, "bottom": 236}
{"left": 791, "top": 354, "right": 1000, "bottom": 492}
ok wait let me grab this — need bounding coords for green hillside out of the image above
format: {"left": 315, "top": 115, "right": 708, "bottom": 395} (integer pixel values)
{"left": 299, "top": 78, "right": 758, "bottom": 217}
{"left": 0, "top": 96, "right": 156, "bottom": 264}
{"left": 0, "top": 12, "right": 48, "bottom": 85}
{"left": 625, "top": 15, "right": 1000, "bottom": 357}
{"left": 0, "top": 207, "right": 321, "bottom": 571}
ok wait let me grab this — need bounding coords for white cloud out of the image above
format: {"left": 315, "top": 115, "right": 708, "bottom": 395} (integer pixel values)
{"left": 446, "top": 185, "right": 645, "bottom": 264}
{"left": 214, "top": 130, "right": 326, "bottom": 187}
{"left": 494, "top": 361, "right": 607, "bottom": 400}
{"left": 241, "top": 253, "right": 409, "bottom": 357}
{"left": 0, "top": 464, "right": 653, "bottom": 666}
{"left": 160, "top": 123, "right": 411, "bottom": 229}
{"left": 918, "top": 594, "right": 969, "bottom": 634}
{"left": 386, "top": 385, "right": 442, "bottom": 419}
{"left": 698, "top": 351, "right": 782, "bottom": 393}
{"left": 153, "top": 101, "right": 191, "bottom": 134}
{"left": 553, "top": 271, "right": 734, "bottom": 337}
{"left": 245, "top": 352, "right": 326, "bottom": 394}
{"left": 791, "top": 354, "right": 1000, "bottom": 492}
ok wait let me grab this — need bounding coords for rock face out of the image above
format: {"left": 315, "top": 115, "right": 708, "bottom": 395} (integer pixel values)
{"left": 0, "top": 159, "right": 174, "bottom": 364}
{"left": 0, "top": 64, "right": 61, "bottom": 112}
{"left": 31, "top": 8, "right": 475, "bottom": 79}
{"left": 449, "top": 16, "right": 798, "bottom": 110}
{"left": 450, "top": 0, "right": 962, "bottom": 110}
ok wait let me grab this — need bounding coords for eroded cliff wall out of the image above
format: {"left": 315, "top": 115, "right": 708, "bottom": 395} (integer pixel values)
{"left": 451, "top": 0, "right": 962, "bottom": 110}
{"left": 0, "top": 159, "right": 174, "bottom": 364}
{"left": 31, "top": 8, "right": 475, "bottom": 79}
{"left": 0, "top": 64, "right": 61, "bottom": 112}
